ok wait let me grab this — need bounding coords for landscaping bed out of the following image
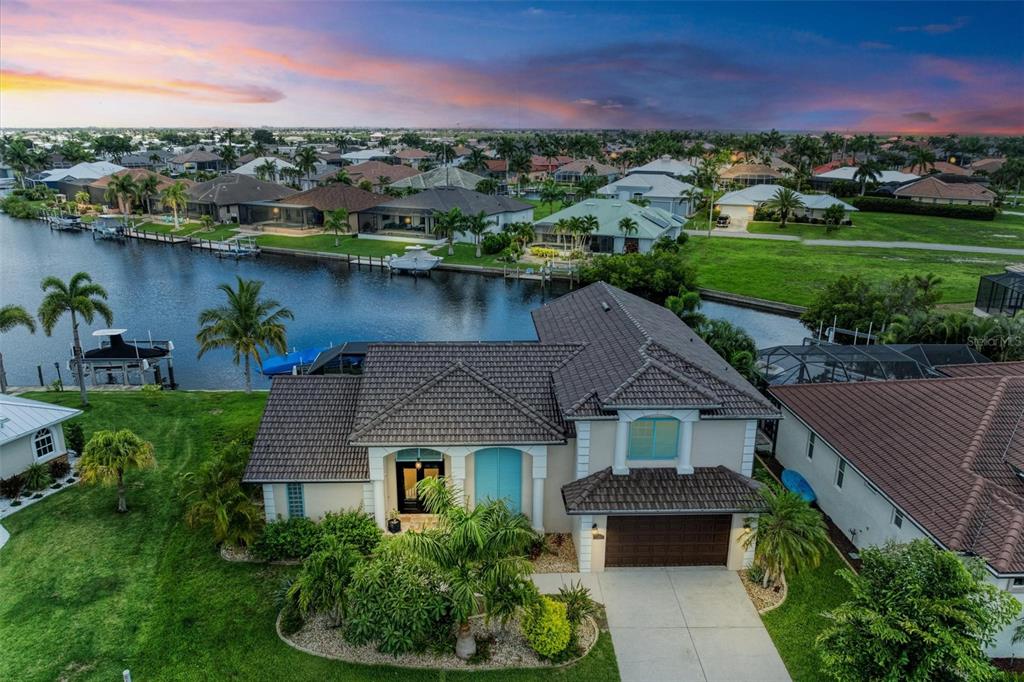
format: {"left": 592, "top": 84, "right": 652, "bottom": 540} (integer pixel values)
{"left": 531, "top": 533, "right": 578, "bottom": 573}
{"left": 740, "top": 569, "right": 786, "bottom": 612}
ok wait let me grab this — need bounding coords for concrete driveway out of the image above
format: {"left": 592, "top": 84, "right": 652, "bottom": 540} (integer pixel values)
{"left": 533, "top": 567, "right": 790, "bottom": 682}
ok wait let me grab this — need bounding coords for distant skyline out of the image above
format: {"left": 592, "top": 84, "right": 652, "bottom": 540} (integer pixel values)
{"left": 1, "top": 1, "right": 1022, "bottom": 134}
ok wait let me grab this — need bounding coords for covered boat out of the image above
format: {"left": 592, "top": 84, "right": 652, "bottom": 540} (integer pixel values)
{"left": 70, "top": 329, "right": 176, "bottom": 387}
{"left": 386, "top": 245, "right": 442, "bottom": 273}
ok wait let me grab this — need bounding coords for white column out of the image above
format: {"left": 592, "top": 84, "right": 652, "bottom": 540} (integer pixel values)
{"left": 578, "top": 515, "right": 593, "bottom": 573}
{"left": 261, "top": 484, "right": 277, "bottom": 522}
{"left": 575, "top": 421, "right": 591, "bottom": 479}
{"left": 741, "top": 420, "right": 757, "bottom": 477}
{"left": 368, "top": 447, "right": 387, "bottom": 528}
{"left": 372, "top": 480, "right": 386, "bottom": 527}
{"left": 613, "top": 417, "right": 629, "bottom": 475}
{"left": 531, "top": 449, "right": 547, "bottom": 533}
{"left": 449, "top": 449, "right": 468, "bottom": 506}
{"left": 677, "top": 420, "right": 694, "bottom": 475}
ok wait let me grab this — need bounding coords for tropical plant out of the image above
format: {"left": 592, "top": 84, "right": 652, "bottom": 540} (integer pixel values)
{"left": 522, "top": 596, "right": 572, "bottom": 659}
{"left": 579, "top": 250, "right": 698, "bottom": 305}
{"left": 252, "top": 516, "right": 323, "bottom": 561}
{"left": 73, "top": 190, "right": 91, "bottom": 209}
{"left": 554, "top": 580, "right": 599, "bottom": 651}
{"left": 504, "top": 221, "right": 536, "bottom": 251}
{"left": 853, "top": 160, "right": 883, "bottom": 196}
{"left": 288, "top": 536, "right": 360, "bottom": 627}
{"left": 199, "top": 214, "right": 216, "bottom": 232}
{"left": 0, "top": 304, "right": 36, "bottom": 391}
{"left": 822, "top": 203, "right": 846, "bottom": 231}
{"left": 22, "top": 462, "right": 53, "bottom": 491}
{"left": 816, "top": 540, "right": 1019, "bottom": 681}
{"left": 319, "top": 509, "right": 382, "bottom": 556}
{"left": 294, "top": 146, "right": 319, "bottom": 182}
{"left": 475, "top": 177, "right": 498, "bottom": 195}
{"left": 79, "top": 429, "right": 156, "bottom": 513}
{"left": 179, "top": 441, "right": 263, "bottom": 547}
{"left": 38, "top": 272, "right": 113, "bottom": 406}
{"left": 431, "top": 207, "right": 464, "bottom": 256}
{"left": 328, "top": 169, "right": 351, "bottom": 185}
{"left": 105, "top": 173, "right": 139, "bottom": 215}
{"left": 195, "top": 277, "right": 294, "bottom": 392}
{"left": 698, "top": 318, "right": 760, "bottom": 381}
{"left": 63, "top": 421, "right": 85, "bottom": 455}
{"left": 462, "top": 210, "right": 494, "bottom": 258}
{"left": 762, "top": 187, "right": 805, "bottom": 228}
{"left": 323, "top": 208, "right": 349, "bottom": 247}
{"left": 161, "top": 180, "right": 189, "bottom": 230}
{"left": 539, "top": 179, "right": 564, "bottom": 213}
{"left": 742, "top": 484, "right": 830, "bottom": 588}
{"left": 256, "top": 158, "right": 279, "bottom": 182}
{"left": 908, "top": 147, "right": 937, "bottom": 175}
{"left": 617, "top": 216, "right": 639, "bottom": 246}
{"left": 219, "top": 144, "right": 238, "bottom": 169}
{"left": 398, "top": 477, "right": 537, "bottom": 659}
{"left": 464, "top": 147, "right": 489, "bottom": 174}
{"left": 665, "top": 287, "right": 706, "bottom": 328}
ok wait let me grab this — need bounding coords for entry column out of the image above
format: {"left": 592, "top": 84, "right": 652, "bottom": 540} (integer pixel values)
{"left": 531, "top": 449, "right": 547, "bottom": 533}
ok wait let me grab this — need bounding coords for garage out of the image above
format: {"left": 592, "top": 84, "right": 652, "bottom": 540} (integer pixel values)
{"left": 606, "top": 515, "right": 731, "bottom": 567}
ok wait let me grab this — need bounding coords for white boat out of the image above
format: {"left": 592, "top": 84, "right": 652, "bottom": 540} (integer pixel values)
{"left": 92, "top": 215, "right": 126, "bottom": 240}
{"left": 386, "top": 245, "right": 442, "bottom": 273}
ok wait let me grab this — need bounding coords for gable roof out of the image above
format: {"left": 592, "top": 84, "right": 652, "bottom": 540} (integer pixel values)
{"left": 629, "top": 155, "right": 696, "bottom": 177}
{"left": 170, "top": 150, "right": 221, "bottom": 163}
{"left": 554, "top": 159, "right": 618, "bottom": 176}
{"left": 534, "top": 198, "right": 685, "bottom": 239}
{"left": 389, "top": 166, "right": 487, "bottom": 190}
{"left": 815, "top": 166, "right": 919, "bottom": 183}
{"left": 771, "top": 376, "right": 1024, "bottom": 574}
{"left": 939, "top": 362, "right": 1024, "bottom": 378}
{"left": 0, "top": 394, "right": 81, "bottom": 447}
{"left": 970, "top": 158, "right": 1006, "bottom": 174}
{"left": 893, "top": 176, "right": 996, "bottom": 201}
{"left": 394, "top": 148, "right": 433, "bottom": 160}
{"left": 232, "top": 156, "right": 297, "bottom": 176}
{"left": 335, "top": 160, "right": 420, "bottom": 184}
{"left": 719, "top": 163, "right": 783, "bottom": 180}
{"left": 598, "top": 173, "right": 697, "bottom": 199}
{"left": 360, "top": 186, "right": 532, "bottom": 216}
{"left": 187, "top": 173, "right": 296, "bottom": 206}
{"left": 39, "top": 161, "right": 125, "bottom": 182}
{"left": 88, "top": 169, "right": 186, "bottom": 191}
{"left": 274, "top": 184, "right": 388, "bottom": 212}
{"left": 901, "top": 161, "right": 971, "bottom": 176}
{"left": 715, "top": 185, "right": 856, "bottom": 211}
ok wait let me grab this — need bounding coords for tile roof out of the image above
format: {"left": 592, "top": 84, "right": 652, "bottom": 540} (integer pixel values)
{"left": 554, "top": 159, "right": 618, "bottom": 176}
{"left": 901, "top": 161, "right": 972, "bottom": 176}
{"left": 395, "top": 148, "right": 433, "bottom": 160}
{"left": 275, "top": 184, "right": 388, "bottom": 212}
{"left": 532, "top": 282, "right": 779, "bottom": 419}
{"left": 770, "top": 376, "right": 1024, "bottom": 574}
{"left": 561, "top": 466, "right": 766, "bottom": 514}
{"left": 187, "top": 173, "right": 296, "bottom": 206}
{"left": 170, "top": 150, "right": 222, "bottom": 163}
{"left": 333, "top": 161, "right": 420, "bottom": 184}
{"left": 244, "top": 375, "right": 368, "bottom": 482}
{"left": 88, "top": 169, "right": 186, "bottom": 191}
{"left": 389, "top": 166, "right": 487, "bottom": 190}
{"left": 598, "top": 173, "right": 697, "bottom": 199}
{"left": 535, "top": 199, "right": 684, "bottom": 239}
{"left": 719, "top": 163, "right": 783, "bottom": 180}
{"left": 939, "top": 362, "right": 1024, "bottom": 378}
{"left": 970, "top": 158, "right": 1006, "bottom": 174}
{"left": 360, "top": 186, "right": 533, "bottom": 216}
{"left": 894, "top": 176, "right": 996, "bottom": 201}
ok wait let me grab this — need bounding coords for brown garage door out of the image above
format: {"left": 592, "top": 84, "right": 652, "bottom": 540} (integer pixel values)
{"left": 606, "top": 515, "right": 731, "bottom": 567}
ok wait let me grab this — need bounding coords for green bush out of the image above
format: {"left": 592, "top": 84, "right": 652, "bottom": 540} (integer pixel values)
{"left": 850, "top": 196, "right": 997, "bottom": 220}
{"left": 279, "top": 598, "right": 305, "bottom": 636}
{"left": 482, "top": 232, "right": 512, "bottom": 255}
{"left": 22, "top": 462, "right": 53, "bottom": 491}
{"left": 522, "top": 596, "right": 572, "bottom": 659}
{"left": 64, "top": 421, "right": 85, "bottom": 455}
{"left": 344, "top": 547, "right": 450, "bottom": 656}
{"left": 578, "top": 250, "right": 699, "bottom": 305}
{"left": 48, "top": 457, "right": 70, "bottom": 480}
{"left": 251, "top": 517, "right": 322, "bottom": 561}
{"left": 319, "top": 509, "right": 383, "bottom": 555}
{"left": 0, "top": 195, "right": 40, "bottom": 219}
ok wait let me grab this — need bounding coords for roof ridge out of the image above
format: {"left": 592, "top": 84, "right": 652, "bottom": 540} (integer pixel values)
{"left": 451, "top": 362, "right": 567, "bottom": 438}
{"left": 600, "top": 283, "right": 653, "bottom": 342}
{"left": 349, "top": 362, "right": 464, "bottom": 439}
{"left": 949, "top": 475, "right": 989, "bottom": 549}
{"left": 961, "top": 376, "right": 1010, "bottom": 474}
{"left": 604, "top": 356, "right": 722, "bottom": 407}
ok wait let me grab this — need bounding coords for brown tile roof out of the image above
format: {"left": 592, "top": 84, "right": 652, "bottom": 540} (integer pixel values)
{"left": 170, "top": 149, "right": 221, "bottom": 163}
{"left": 554, "top": 159, "right": 618, "bottom": 176}
{"left": 360, "top": 187, "right": 533, "bottom": 216}
{"left": 342, "top": 161, "right": 420, "bottom": 184}
{"left": 532, "top": 282, "right": 779, "bottom": 419}
{"left": 88, "top": 168, "right": 188, "bottom": 191}
{"left": 970, "top": 158, "right": 1006, "bottom": 174}
{"left": 395, "top": 148, "right": 433, "bottom": 160}
{"left": 901, "top": 161, "right": 972, "bottom": 176}
{"left": 770, "top": 376, "right": 1024, "bottom": 574}
{"left": 562, "top": 466, "right": 766, "bottom": 514}
{"left": 893, "top": 176, "right": 996, "bottom": 201}
{"left": 939, "top": 362, "right": 1024, "bottom": 378}
{"left": 243, "top": 375, "right": 368, "bottom": 482}
{"left": 187, "top": 173, "right": 296, "bottom": 206}
{"left": 280, "top": 184, "right": 388, "bottom": 212}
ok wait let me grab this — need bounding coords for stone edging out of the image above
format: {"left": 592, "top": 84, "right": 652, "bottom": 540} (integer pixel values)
{"left": 218, "top": 544, "right": 300, "bottom": 565}
{"left": 756, "top": 572, "right": 789, "bottom": 614}
{"left": 276, "top": 609, "right": 600, "bottom": 671}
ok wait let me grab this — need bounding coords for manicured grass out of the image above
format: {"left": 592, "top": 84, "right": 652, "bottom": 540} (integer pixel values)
{"left": 523, "top": 199, "right": 566, "bottom": 222}
{"left": 747, "top": 211, "right": 1024, "bottom": 248}
{"left": 685, "top": 237, "right": 1023, "bottom": 307}
{"left": 255, "top": 233, "right": 417, "bottom": 258}
{"left": 0, "top": 392, "right": 618, "bottom": 682}
{"left": 430, "top": 242, "right": 528, "bottom": 268}
{"left": 761, "top": 547, "right": 853, "bottom": 682}
{"left": 135, "top": 221, "right": 211, "bottom": 238}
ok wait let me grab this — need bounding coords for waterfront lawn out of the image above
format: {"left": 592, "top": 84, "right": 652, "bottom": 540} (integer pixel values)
{"left": 523, "top": 198, "right": 566, "bottom": 221}
{"left": 747, "top": 211, "right": 1024, "bottom": 248}
{"left": 135, "top": 221, "right": 215, "bottom": 238}
{"left": 429, "top": 242, "right": 526, "bottom": 268}
{"left": 0, "top": 392, "right": 619, "bottom": 682}
{"left": 255, "top": 233, "right": 417, "bottom": 258}
{"left": 685, "top": 237, "right": 1022, "bottom": 307}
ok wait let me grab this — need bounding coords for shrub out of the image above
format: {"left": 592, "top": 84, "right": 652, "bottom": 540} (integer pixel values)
{"left": 529, "top": 246, "right": 560, "bottom": 258}
{"left": 251, "top": 517, "right": 323, "bottom": 561}
{"left": 0, "top": 474, "right": 25, "bottom": 500}
{"left": 556, "top": 581, "right": 598, "bottom": 630}
{"left": 345, "top": 547, "right": 450, "bottom": 655}
{"left": 578, "top": 250, "right": 699, "bottom": 305}
{"left": 48, "top": 457, "right": 70, "bottom": 480}
{"left": 319, "top": 509, "right": 382, "bottom": 555}
{"left": 22, "top": 462, "right": 53, "bottom": 491}
{"left": 288, "top": 537, "right": 360, "bottom": 626}
{"left": 279, "top": 598, "right": 305, "bottom": 636}
{"left": 64, "top": 421, "right": 85, "bottom": 455}
{"left": 179, "top": 440, "right": 263, "bottom": 547}
{"left": 0, "top": 195, "right": 40, "bottom": 219}
{"left": 652, "top": 235, "right": 680, "bottom": 253}
{"left": 522, "top": 596, "right": 572, "bottom": 659}
{"left": 746, "top": 562, "right": 767, "bottom": 585}
{"left": 849, "top": 196, "right": 997, "bottom": 220}
{"left": 481, "top": 232, "right": 512, "bottom": 255}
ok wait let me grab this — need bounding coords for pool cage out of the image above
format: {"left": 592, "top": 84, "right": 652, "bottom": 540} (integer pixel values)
{"left": 757, "top": 342, "right": 990, "bottom": 386}
{"left": 975, "top": 268, "right": 1024, "bottom": 317}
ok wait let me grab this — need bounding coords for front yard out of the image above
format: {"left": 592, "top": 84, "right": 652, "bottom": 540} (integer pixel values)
{"left": 0, "top": 392, "right": 617, "bottom": 682}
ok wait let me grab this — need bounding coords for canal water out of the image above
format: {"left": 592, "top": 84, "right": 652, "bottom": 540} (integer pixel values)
{"left": 0, "top": 215, "right": 806, "bottom": 390}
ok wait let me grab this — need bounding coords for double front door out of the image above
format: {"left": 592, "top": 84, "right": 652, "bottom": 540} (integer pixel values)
{"left": 396, "top": 460, "right": 444, "bottom": 513}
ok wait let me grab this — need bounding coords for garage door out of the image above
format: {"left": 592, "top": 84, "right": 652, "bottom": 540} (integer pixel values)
{"left": 606, "top": 515, "right": 731, "bottom": 567}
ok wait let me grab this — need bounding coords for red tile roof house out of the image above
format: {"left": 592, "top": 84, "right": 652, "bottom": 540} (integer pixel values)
{"left": 244, "top": 282, "right": 779, "bottom": 572}
{"left": 893, "top": 176, "right": 997, "bottom": 206}
{"left": 770, "top": 369, "right": 1024, "bottom": 658}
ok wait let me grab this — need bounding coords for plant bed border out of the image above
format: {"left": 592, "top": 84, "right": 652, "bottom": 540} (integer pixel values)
{"left": 740, "top": 568, "right": 789, "bottom": 613}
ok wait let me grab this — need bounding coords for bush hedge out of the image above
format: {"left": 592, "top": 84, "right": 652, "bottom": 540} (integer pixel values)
{"left": 481, "top": 232, "right": 512, "bottom": 255}
{"left": 522, "top": 596, "right": 572, "bottom": 659}
{"left": 252, "top": 509, "right": 383, "bottom": 561}
{"left": 319, "top": 510, "right": 383, "bottom": 556}
{"left": 850, "top": 196, "right": 997, "bottom": 220}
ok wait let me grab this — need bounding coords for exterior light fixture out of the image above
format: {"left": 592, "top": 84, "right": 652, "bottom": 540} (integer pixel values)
{"left": 415, "top": 457, "right": 422, "bottom": 470}
{"left": 591, "top": 523, "right": 604, "bottom": 540}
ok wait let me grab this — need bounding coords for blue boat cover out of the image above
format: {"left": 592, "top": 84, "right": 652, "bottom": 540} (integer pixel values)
{"left": 781, "top": 469, "right": 816, "bottom": 503}
{"left": 261, "top": 346, "right": 326, "bottom": 376}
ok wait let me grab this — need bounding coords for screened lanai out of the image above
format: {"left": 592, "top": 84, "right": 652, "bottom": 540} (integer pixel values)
{"left": 975, "top": 268, "right": 1024, "bottom": 317}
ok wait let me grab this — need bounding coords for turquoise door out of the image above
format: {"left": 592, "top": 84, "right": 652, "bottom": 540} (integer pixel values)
{"left": 474, "top": 448, "right": 522, "bottom": 513}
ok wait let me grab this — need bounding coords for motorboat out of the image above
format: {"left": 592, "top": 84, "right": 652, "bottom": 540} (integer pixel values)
{"left": 386, "top": 245, "right": 442, "bottom": 273}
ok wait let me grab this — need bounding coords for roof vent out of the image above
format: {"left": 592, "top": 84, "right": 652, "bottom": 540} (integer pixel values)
{"left": 600, "top": 301, "right": 611, "bottom": 312}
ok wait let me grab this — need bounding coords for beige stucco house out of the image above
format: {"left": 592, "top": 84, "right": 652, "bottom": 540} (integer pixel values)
{"left": 0, "top": 394, "right": 80, "bottom": 481}
{"left": 244, "top": 282, "right": 779, "bottom": 572}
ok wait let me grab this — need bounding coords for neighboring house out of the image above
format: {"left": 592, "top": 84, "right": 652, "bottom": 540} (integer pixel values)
{"left": 33, "top": 161, "right": 125, "bottom": 189}
{"left": 389, "top": 166, "right": 487, "bottom": 191}
{"left": 483, "top": 155, "right": 573, "bottom": 183}
{"left": 715, "top": 184, "right": 856, "bottom": 228}
{"left": 339, "top": 148, "right": 394, "bottom": 164}
{"left": 813, "top": 166, "right": 919, "bottom": 186}
{"left": 534, "top": 198, "right": 685, "bottom": 253}
{"left": 597, "top": 173, "right": 699, "bottom": 217}
{"left": 239, "top": 184, "right": 387, "bottom": 230}
{"left": 719, "top": 163, "right": 784, "bottom": 187}
{"left": 552, "top": 159, "right": 619, "bottom": 185}
{"left": 0, "top": 394, "right": 80, "bottom": 480}
{"left": 974, "top": 265, "right": 1024, "bottom": 317}
{"left": 901, "top": 161, "right": 972, "bottom": 176}
{"left": 119, "top": 151, "right": 173, "bottom": 171}
{"left": 169, "top": 150, "right": 224, "bottom": 173}
{"left": 186, "top": 173, "right": 296, "bottom": 222}
{"left": 893, "top": 176, "right": 997, "bottom": 206}
{"left": 394, "top": 148, "right": 434, "bottom": 168}
{"left": 232, "top": 156, "right": 298, "bottom": 183}
{"left": 318, "top": 160, "right": 420, "bottom": 190}
{"left": 354, "top": 187, "right": 533, "bottom": 242}
{"left": 629, "top": 155, "right": 696, "bottom": 179}
{"left": 770, "top": 368, "right": 1024, "bottom": 657}
{"left": 244, "top": 282, "right": 778, "bottom": 572}
{"left": 970, "top": 158, "right": 1007, "bottom": 175}
{"left": 86, "top": 169, "right": 190, "bottom": 209}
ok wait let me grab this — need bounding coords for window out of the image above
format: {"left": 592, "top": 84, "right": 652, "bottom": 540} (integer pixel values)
{"left": 1012, "top": 578, "right": 1024, "bottom": 593}
{"left": 628, "top": 418, "right": 679, "bottom": 460}
{"left": 806, "top": 433, "right": 816, "bottom": 460}
{"left": 286, "top": 483, "right": 305, "bottom": 518}
{"left": 835, "top": 460, "right": 846, "bottom": 489}
{"left": 33, "top": 428, "right": 55, "bottom": 459}
{"left": 892, "top": 509, "right": 904, "bottom": 529}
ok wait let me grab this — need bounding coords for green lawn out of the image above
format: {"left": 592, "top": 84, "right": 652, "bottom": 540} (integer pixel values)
{"left": 747, "top": 212, "right": 1024, "bottom": 248}
{"left": 135, "top": 221, "right": 222, "bottom": 238}
{"left": 0, "top": 392, "right": 618, "bottom": 682}
{"left": 685, "top": 237, "right": 1022, "bottom": 307}
{"left": 523, "top": 199, "right": 566, "bottom": 222}
{"left": 255, "top": 233, "right": 417, "bottom": 258}
{"left": 431, "top": 242, "right": 529, "bottom": 268}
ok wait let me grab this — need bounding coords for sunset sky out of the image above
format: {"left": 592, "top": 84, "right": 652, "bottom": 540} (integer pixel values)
{"left": 1, "top": 0, "right": 1022, "bottom": 133}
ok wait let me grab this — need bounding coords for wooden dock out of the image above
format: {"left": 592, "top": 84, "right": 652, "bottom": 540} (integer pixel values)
{"left": 123, "top": 226, "right": 188, "bottom": 244}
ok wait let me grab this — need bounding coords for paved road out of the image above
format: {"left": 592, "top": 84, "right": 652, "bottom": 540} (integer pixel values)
{"left": 533, "top": 568, "right": 790, "bottom": 682}
{"left": 683, "top": 229, "right": 1024, "bottom": 256}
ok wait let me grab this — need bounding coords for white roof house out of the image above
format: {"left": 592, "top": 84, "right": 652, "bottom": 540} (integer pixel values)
{"left": 716, "top": 185, "right": 856, "bottom": 210}
{"left": 0, "top": 395, "right": 80, "bottom": 447}
{"left": 597, "top": 173, "right": 699, "bottom": 217}
{"left": 233, "top": 156, "right": 297, "bottom": 177}
{"left": 340, "top": 149, "right": 394, "bottom": 163}
{"left": 37, "top": 161, "right": 125, "bottom": 183}
{"left": 535, "top": 198, "right": 685, "bottom": 253}
{"left": 629, "top": 155, "right": 696, "bottom": 178}
{"left": 814, "top": 166, "right": 919, "bottom": 184}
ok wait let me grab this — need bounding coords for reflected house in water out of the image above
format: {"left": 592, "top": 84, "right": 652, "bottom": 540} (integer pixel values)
{"left": 238, "top": 185, "right": 388, "bottom": 232}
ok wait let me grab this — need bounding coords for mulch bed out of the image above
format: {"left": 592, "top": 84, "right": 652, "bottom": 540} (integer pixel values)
{"left": 531, "top": 533, "right": 578, "bottom": 574}
{"left": 739, "top": 569, "right": 787, "bottom": 612}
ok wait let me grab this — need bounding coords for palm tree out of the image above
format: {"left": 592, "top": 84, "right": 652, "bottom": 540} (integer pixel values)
{"left": 618, "top": 216, "right": 639, "bottom": 251}
{"left": 249, "top": 140, "right": 268, "bottom": 158}
{"left": 463, "top": 210, "right": 494, "bottom": 258}
{"left": 475, "top": 178, "right": 498, "bottom": 195}
{"left": 219, "top": 144, "right": 238, "bottom": 170}
{"left": 539, "top": 179, "right": 564, "bottom": 214}
{"left": 908, "top": 147, "right": 936, "bottom": 175}
{"left": 4, "top": 137, "right": 39, "bottom": 188}
{"left": 294, "top": 146, "right": 319, "bottom": 183}
{"left": 324, "top": 208, "right": 349, "bottom": 247}
{"left": 255, "top": 159, "right": 278, "bottom": 182}
{"left": 196, "top": 277, "right": 294, "bottom": 393}
{"left": 73, "top": 190, "right": 91, "bottom": 210}
{"left": 199, "top": 214, "right": 216, "bottom": 232}
{"left": 504, "top": 221, "right": 536, "bottom": 251}
{"left": 853, "top": 160, "right": 883, "bottom": 196}
{"left": 576, "top": 214, "right": 599, "bottom": 252}
{"left": 288, "top": 536, "right": 359, "bottom": 627}
{"left": 161, "top": 181, "right": 188, "bottom": 230}
{"left": 375, "top": 175, "right": 392, "bottom": 190}
{"left": 431, "top": 207, "right": 464, "bottom": 256}
{"left": 464, "top": 147, "right": 489, "bottom": 174}
{"left": 327, "top": 169, "right": 352, "bottom": 186}
{"left": 509, "top": 151, "right": 532, "bottom": 194}
{"left": 137, "top": 173, "right": 160, "bottom": 216}
{"left": 762, "top": 187, "right": 805, "bottom": 229}
{"left": 0, "top": 304, "right": 36, "bottom": 393}
{"left": 79, "top": 429, "right": 156, "bottom": 513}
{"left": 742, "top": 484, "right": 830, "bottom": 588}
{"left": 495, "top": 136, "right": 516, "bottom": 189}
{"left": 106, "top": 173, "right": 139, "bottom": 215}
{"left": 38, "top": 272, "right": 113, "bottom": 406}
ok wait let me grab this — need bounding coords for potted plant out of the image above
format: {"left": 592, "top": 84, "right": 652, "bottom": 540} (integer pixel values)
{"left": 386, "top": 509, "right": 401, "bottom": 534}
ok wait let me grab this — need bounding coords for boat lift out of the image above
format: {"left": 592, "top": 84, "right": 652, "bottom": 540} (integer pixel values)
{"left": 69, "top": 329, "right": 177, "bottom": 388}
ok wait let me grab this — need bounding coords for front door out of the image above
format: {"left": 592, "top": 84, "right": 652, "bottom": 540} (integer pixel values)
{"left": 396, "top": 460, "right": 444, "bottom": 513}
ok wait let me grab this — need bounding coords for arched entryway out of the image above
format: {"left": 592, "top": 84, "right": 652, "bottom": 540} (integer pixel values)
{"left": 394, "top": 448, "right": 444, "bottom": 513}
{"left": 473, "top": 447, "right": 522, "bottom": 513}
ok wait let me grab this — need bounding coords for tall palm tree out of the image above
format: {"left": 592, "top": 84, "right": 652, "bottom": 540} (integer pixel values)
{"left": 294, "top": 146, "right": 319, "bottom": 183}
{"left": 908, "top": 147, "right": 936, "bottom": 175}
{"left": 508, "top": 151, "right": 532, "bottom": 194}
{"left": 618, "top": 216, "right": 639, "bottom": 251}
{"left": 324, "top": 208, "right": 349, "bottom": 247}
{"left": 255, "top": 159, "right": 278, "bottom": 183}
{"left": 106, "top": 173, "right": 139, "bottom": 216}
{"left": 0, "top": 304, "right": 36, "bottom": 393}
{"left": 219, "top": 144, "right": 238, "bottom": 170}
{"left": 539, "top": 179, "right": 564, "bottom": 214}
{"left": 79, "top": 429, "right": 156, "bottom": 513}
{"left": 464, "top": 147, "right": 489, "bottom": 174}
{"left": 37, "top": 272, "right": 113, "bottom": 406}
{"left": 495, "top": 136, "right": 516, "bottom": 188}
{"left": 161, "top": 181, "right": 189, "bottom": 230}
{"left": 743, "top": 484, "right": 830, "bottom": 588}
{"left": 137, "top": 173, "right": 160, "bottom": 216}
{"left": 431, "top": 207, "right": 464, "bottom": 256}
{"left": 463, "top": 210, "right": 494, "bottom": 258}
{"left": 328, "top": 169, "right": 352, "bottom": 186}
{"left": 196, "top": 277, "right": 294, "bottom": 393}
{"left": 853, "top": 160, "right": 883, "bottom": 196}
{"left": 474, "top": 178, "right": 498, "bottom": 195}
{"left": 249, "top": 140, "right": 268, "bottom": 158}
{"left": 4, "top": 137, "right": 39, "bottom": 188}
{"left": 762, "top": 187, "right": 805, "bottom": 229}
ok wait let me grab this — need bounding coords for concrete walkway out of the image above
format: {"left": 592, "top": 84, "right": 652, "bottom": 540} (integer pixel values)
{"left": 533, "top": 568, "right": 790, "bottom": 682}
{"left": 0, "top": 523, "right": 9, "bottom": 551}
{"left": 683, "top": 229, "right": 1024, "bottom": 256}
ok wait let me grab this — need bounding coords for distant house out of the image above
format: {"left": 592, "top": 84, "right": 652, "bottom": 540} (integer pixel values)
{"left": 119, "top": 151, "right": 174, "bottom": 171}
{"left": 394, "top": 148, "right": 434, "bottom": 168}
{"left": 0, "top": 394, "right": 80, "bottom": 480}
{"left": 232, "top": 156, "right": 298, "bottom": 183}
{"left": 893, "top": 176, "right": 997, "bottom": 206}
{"left": 170, "top": 150, "right": 224, "bottom": 173}
{"left": 715, "top": 185, "right": 856, "bottom": 228}
{"left": 718, "top": 163, "right": 784, "bottom": 187}
{"left": 813, "top": 166, "right": 919, "bottom": 186}
{"left": 33, "top": 161, "right": 125, "bottom": 189}
{"left": 629, "top": 155, "right": 696, "bottom": 179}
{"left": 389, "top": 166, "right": 487, "bottom": 191}
{"left": 597, "top": 173, "right": 699, "bottom": 216}
{"left": 186, "top": 173, "right": 296, "bottom": 222}
{"left": 339, "top": 148, "right": 394, "bottom": 164}
{"left": 87, "top": 169, "right": 191, "bottom": 209}
{"left": 970, "top": 158, "right": 1007, "bottom": 175}
{"left": 900, "top": 161, "right": 972, "bottom": 176}
{"left": 535, "top": 198, "right": 685, "bottom": 253}
{"left": 239, "top": 184, "right": 387, "bottom": 230}
{"left": 483, "top": 155, "right": 573, "bottom": 183}
{"left": 355, "top": 187, "right": 533, "bottom": 243}
{"left": 318, "top": 161, "right": 420, "bottom": 190}
{"left": 552, "top": 159, "right": 619, "bottom": 185}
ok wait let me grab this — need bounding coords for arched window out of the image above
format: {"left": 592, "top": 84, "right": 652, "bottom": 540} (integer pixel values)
{"left": 33, "top": 428, "right": 55, "bottom": 459}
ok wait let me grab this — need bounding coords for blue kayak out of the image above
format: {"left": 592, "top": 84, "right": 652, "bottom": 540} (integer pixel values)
{"left": 261, "top": 346, "right": 326, "bottom": 376}
{"left": 781, "top": 469, "right": 816, "bottom": 503}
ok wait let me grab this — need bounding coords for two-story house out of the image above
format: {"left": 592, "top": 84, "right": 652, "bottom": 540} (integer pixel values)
{"left": 243, "top": 282, "right": 779, "bottom": 571}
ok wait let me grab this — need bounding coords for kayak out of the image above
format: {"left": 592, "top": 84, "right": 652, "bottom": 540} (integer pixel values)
{"left": 781, "top": 468, "right": 816, "bottom": 503}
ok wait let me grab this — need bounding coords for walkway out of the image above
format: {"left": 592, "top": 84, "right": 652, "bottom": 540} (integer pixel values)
{"left": 533, "top": 568, "right": 790, "bottom": 682}
{"left": 0, "top": 523, "right": 9, "bottom": 551}
{"left": 683, "top": 229, "right": 1024, "bottom": 256}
